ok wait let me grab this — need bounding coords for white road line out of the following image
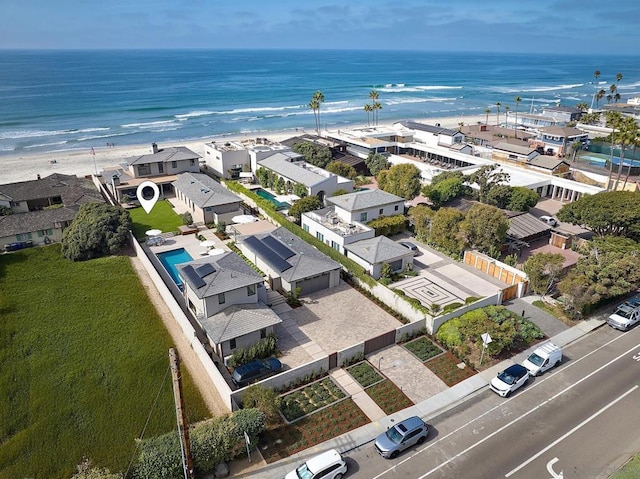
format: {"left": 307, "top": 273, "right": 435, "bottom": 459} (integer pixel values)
{"left": 505, "top": 385, "right": 638, "bottom": 477}
{"left": 369, "top": 339, "right": 640, "bottom": 479}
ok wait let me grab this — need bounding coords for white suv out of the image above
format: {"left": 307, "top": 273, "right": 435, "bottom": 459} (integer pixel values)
{"left": 285, "top": 449, "right": 347, "bottom": 479}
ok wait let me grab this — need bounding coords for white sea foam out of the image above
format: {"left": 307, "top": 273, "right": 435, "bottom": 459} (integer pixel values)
{"left": 78, "top": 127, "right": 110, "bottom": 133}
{"left": 378, "top": 85, "right": 462, "bottom": 93}
{"left": 121, "top": 120, "right": 181, "bottom": 129}
{"left": 385, "top": 97, "right": 458, "bottom": 105}
{"left": 76, "top": 132, "right": 130, "bottom": 141}
{"left": 0, "top": 129, "right": 71, "bottom": 140}
{"left": 498, "top": 83, "right": 584, "bottom": 94}
{"left": 24, "top": 140, "right": 68, "bottom": 149}
{"left": 174, "top": 110, "right": 217, "bottom": 120}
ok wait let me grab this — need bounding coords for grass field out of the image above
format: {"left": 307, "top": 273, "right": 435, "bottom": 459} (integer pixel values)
{"left": 0, "top": 245, "right": 209, "bottom": 479}
{"left": 128, "top": 199, "right": 183, "bottom": 239}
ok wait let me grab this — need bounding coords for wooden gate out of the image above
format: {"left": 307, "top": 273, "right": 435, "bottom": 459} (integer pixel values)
{"left": 364, "top": 330, "right": 396, "bottom": 355}
{"left": 328, "top": 352, "right": 337, "bottom": 370}
{"left": 501, "top": 283, "right": 519, "bottom": 301}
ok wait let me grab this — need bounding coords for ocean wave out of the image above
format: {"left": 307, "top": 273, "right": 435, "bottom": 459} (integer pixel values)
{"left": 498, "top": 83, "right": 584, "bottom": 93}
{"left": 76, "top": 132, "right": 131, "bottom": 141}
{"left": 617, "top": 81, "right": 640, "bottom": 89}
{"left": 78, "top": 127, "right": 110, "bottom": 133}
{"left": 378, "top": 85, "right": 463, "bottom": 93}
{"left": 0, "top": 129, "right": 71, "bottom": 140}
{"left": 174, "top": 110, "right": 217, "bottom": 120}
{"left": 121, "top": 120, "right": 181, "bottom": 129}
{"left": 24, "top": 140, "right": 69, "bottom": 149}
{"left": 385, "top": 97, "right": 458, "bottom": 105}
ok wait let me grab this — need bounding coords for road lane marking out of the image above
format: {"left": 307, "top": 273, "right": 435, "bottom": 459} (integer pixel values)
{"left": 369, "top": 340, "right": 640, "bottom": 479}
{"left": 546, "top": 457, "right": 563, "bottom": 479}
{"left": 505, "top": 385, "right": 638, "bottom": 477}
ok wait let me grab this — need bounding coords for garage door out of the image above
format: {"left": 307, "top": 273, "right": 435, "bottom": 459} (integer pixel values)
{"left": 297, "top": 273, "right": 330, "bottom": 294}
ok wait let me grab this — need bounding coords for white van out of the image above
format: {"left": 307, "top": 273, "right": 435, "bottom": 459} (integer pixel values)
{"left": 522, "top": 342, "right": 562, "bottom": 376}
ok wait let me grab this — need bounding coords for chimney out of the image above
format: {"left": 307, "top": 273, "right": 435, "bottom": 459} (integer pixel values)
{"left": 152, "top": 143, "right": 158, "bottom": 154}
{"left": 37, "top": 174, "right": 41, "bottom": 180}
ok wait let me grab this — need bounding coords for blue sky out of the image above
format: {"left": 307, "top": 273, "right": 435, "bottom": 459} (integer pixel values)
{"left": 1, "top": 0, "right": 639, "bottom": 54}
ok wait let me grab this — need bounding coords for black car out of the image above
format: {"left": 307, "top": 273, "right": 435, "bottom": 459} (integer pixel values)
{"left": 232, "top": 358, "right": 282, "bottom": 387}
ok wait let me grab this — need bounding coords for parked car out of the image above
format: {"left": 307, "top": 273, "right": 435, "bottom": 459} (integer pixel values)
{"left": 522, "top": 342, "right": 562, "bottom": 376}
{"left": 374, "top": 416, "right": 429, "bottom": 459}
{"left": 285, "top": 449, "right": 347, "bottom": 479}
{"left": 399, "top": 241, "right": 419, "bottom": 256}
{"left": 538, "top": 215, "right": 558, "bottom": 227}
{"left": 490, "top": 364, "right": 530, "bottom": 397}
{"left": 607, "top": 296, "right": 640, "bottom": 331}
{"left": 232, "top": 357, "right": 282, "bottom": 387}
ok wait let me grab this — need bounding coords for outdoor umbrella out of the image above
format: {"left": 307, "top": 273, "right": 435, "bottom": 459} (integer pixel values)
{"left": 199, "top": 240, "right": 217, "bottom": 248}
{"left": 207, "top": 249, "right": 225, "bottom": 256}
{"left": 231, "top": 214, "right": 258, "bottom": 224}
{"left": 145, "top": 229, "right": 162, "bottom": 236}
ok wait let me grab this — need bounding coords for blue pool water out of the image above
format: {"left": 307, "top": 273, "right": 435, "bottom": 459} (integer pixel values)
{"left": 580, "top": 153, "right": 636, "bottom": 167}
{"left": 255, "top": 188, "right": 290, "bottom": 210}
{"left": 157, "top": 248, "right": 194, "bottom": 286}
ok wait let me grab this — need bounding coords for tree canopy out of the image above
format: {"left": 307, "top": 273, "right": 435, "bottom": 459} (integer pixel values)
{"left": 325, "top": 160, "right": 356, "bottom": 179}
{"left": 377, "top": 163, "right": 422, "bottom": 200}
{"left": 557, "top": 191, "right": 640, "bottom": 240}
{"left": 523, "top": 253, "right": 565, "bottom": 296}
{"left": 288, "top": 195, "right": 322, "bottom": 221}
{"left": 408, "top": 204, "right": 435, "bottom": 242}
{"left": 292, "top": 142, "right": 332, "bottom": 168}
{"left": 459, "top": 204, "right": 509, "bottom": 254}
{"left": 61, "top": 203, "right": 131, "bottom": 261}
{"left": 486, "top": 185, "right": 539, "bottom": 212}
{"left": 364, "top": 152, "right": 390, "bottom": 176}
{"left": 421, "top": 171, "right": 469, "bottom": 208}
{"left": 466, "top": 164, "right": 510, "bottom": 204}
{"left": 429, "top": 207, "right": 466, "bottom": 255}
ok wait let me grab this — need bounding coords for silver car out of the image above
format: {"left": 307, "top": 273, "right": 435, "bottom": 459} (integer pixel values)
{"left": 374, "top": 416, "right": 428, "bottom": 459}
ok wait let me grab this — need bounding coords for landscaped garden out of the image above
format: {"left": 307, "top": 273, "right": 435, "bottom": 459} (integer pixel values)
{"left": 346, "top": 361, "right": 414, "bottom": 414}
{"left": 280, "top": 377, "right": 346, "bottom": 422}
{"left": 128, "top": 199, "right": 183, "bottom": 239}
{"left": 260, "top": 399, "right": 369, "bottom": 463}
{"left": 426, "top": 352, "right": 477, "bottom": 386}
{"left": 404, "top": 336, "right": 443, "bottom": 362}
{"left": 0, "top": 246, "right": 209, "bottom": 479}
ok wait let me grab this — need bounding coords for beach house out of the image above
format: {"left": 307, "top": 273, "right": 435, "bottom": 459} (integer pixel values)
{"left": 203, "top": 138, "right": 291, "bottom": 180}
{"left": 172, "top": 172, "right": 243, "bottom": 225}
{"left": 0, "top": 173, "right": 104, "bottom": 251}
{"left": 176, "top": 252, "right": 281, "bottom": 360}
{"left": 102, "top": 143, "right": 201, "bottom": 203}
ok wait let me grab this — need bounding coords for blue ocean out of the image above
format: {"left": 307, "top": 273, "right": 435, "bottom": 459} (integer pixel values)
{"left": 1, "top": 49, "right": 640, "bottom": 155}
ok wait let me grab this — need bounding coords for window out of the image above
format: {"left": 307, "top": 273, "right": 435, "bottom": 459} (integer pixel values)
{"left": 17, "top": 232, "right": 32, "bottom": 241}
{"left": 360, "top": 212, "right": 368, "bottom": 222}
{"left": 171, "top": 161, "right": 177, "bottom": 169}
{"left": 218, "top": 292, "right": 226, "bottom": 304}
{"left": 247, "top": 284, "right": 256, "bottom": 296}
{"left": 190, "top": 159, "right": 195, "bottom": 166}
{"left": 158, "top": 162, "right": 164, "bottom": 174}
{"left": 331, "top": 241, "right": 340, "bottom": 251}
{"left": 303, "top": 224, "right": 309, "bottom": 233}
{"left": 394, "top": 205, "right": 399, "bottom": 211}
{"left": 229, "top": 338, "right": 236, "bottom": 350}
{"left": 137, "top": 164, "right": 151, "bottom": 176}
{"left": 379, "top": 208, "right": 383, "bottom": 215}
{"left": 316, "top": 232, "right": 324, "bottom": 242}
{"left": 260, "top": 328, "right": 267, "bottom": 339}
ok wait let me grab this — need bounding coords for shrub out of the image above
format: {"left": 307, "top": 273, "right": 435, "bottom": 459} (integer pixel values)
{"left": 442, "top": 302, "right": 463, "bottom": 314}
{"left": 436, "top": 317, "right": 463, "bottom": 348}
{"left": 341, "top": 352, "right": 365, "bottom": 367}
{"left": 180, "top": 211, "right": 193, "bottom": 225}
{"left": 228, "top": 333, "right": 278, "bottom": 368}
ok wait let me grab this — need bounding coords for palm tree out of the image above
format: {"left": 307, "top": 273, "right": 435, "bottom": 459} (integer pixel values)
{"left": 514, "top": 96, "right": 522, "bottom": 139}
{"left": 504, "top": 106, "right": 510, "bottom": 129}
{"left": 308, "top": 97, "right": 320, "bottom": 134}
{"left": 372, "top": 101, "right": 382, "bottom": 126}
{"left": 596, "top": 89, "right": 606, "bottom": 107}
{"left": 484, "top": 108, "right": 490, "bottom": 125}
{"left": 369, "top": 90, "right": 379, "bottom": 125}
{"left": 576, "top": 102, "right": 589, "bottom": 112}
{"left": 604, "top": 111, "right": 622, "bottom": 190}
{"left": 364, "top": 103, "right": 373, "bottom": 126}
{"left": 622, "top": 130, "right": 640, "bottom": 190}
{"left": 616, "top": 72, "right": 623, "bottom": 85}
{"left": 591, "top": 70, "right": 601, "bottom": 110}
{"left": 569, "top": 140, "right": 583, "bottom": 163}
{"left": 613, "top": 117, "right": 638, "bottom": 190}
{"left": 313, "top": 90, "right": 325, "bottom": 134}
{"left": 495, "top": 102, "right": 501, "bottom": 126}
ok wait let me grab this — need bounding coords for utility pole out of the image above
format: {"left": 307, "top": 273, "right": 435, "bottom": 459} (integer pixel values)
{"left": 169, "top": 348, "right": 195, "bottom": 479}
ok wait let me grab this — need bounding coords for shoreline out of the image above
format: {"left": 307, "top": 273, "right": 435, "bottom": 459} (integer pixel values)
{"left": 0, "top": 114, "right": 488, "bottom": 185}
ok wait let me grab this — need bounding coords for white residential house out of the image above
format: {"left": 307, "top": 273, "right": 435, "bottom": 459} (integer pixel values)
{"left": 237, "top": 226, "right": 342, "bottom": 294}
{"left": 203, "top": 138, "right": 292, "bottom": 179}
{"left": 394, "top": 121, "right": 465, "bottom": 148}
{"left": 176, "top": 252, "right": 280, "bottom": 359}
{"left": 172, "top": 172, "right": 243, "bottom": 225}
{"left": 344, "top": 236, "right": 415, "bottom": 279}
{"left": 257, "top": 151, "right": 353, "bottom": 202}
{"left": 326, "top": 189, "right": 405, "bottom": 224}
{"left": 102, "top": 143, "right": 201, "bottom": 203}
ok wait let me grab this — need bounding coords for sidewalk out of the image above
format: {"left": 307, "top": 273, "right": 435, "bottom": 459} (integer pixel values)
{"left": 233, "top": 317, "right": 605, "bottom": 479}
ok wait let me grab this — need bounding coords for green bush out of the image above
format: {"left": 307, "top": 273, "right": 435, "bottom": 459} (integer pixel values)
{"left": 228, "top": 333, "right": 278, "bottom": 369}
{"left": 436, "top": 317, "right": 463, "bottom": 348}
{"left": 442, "top": 302, "right": 463, "bottom": 314}
{"left": 133, "top": 433, "right": 183, "bottom": 479}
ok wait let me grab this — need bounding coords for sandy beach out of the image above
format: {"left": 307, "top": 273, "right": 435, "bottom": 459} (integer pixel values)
{"left": 0, "top": 114, "right": 488, "bottom": 185}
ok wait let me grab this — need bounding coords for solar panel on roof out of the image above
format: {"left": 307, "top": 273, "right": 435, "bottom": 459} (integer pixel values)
{"left": 195, "top": 263, "right": 216, "bottom": 278}
{"left": 181, "top": 265, "right": 206, "bottom": 289}
{"left": 262, "top": 235, "right": 295, "bottom": 259}
{"left": 243, "top": 235, "right": 292, "bottom": 273}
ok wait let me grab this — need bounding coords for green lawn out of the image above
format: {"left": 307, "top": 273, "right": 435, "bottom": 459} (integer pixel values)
{"left": 0, "top": 245, "right": 209, "bottom": 479}
{"left": 128, "top": 199, "right": 183, "bottom": 239}
{"left": 611, "top": 453, "right": 640, "bottom": 479}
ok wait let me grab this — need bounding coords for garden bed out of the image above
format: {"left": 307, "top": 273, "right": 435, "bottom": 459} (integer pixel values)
{"left": 425, "top": 352, "right": 476, "bottom": 387}
{"left": 366, "top": 380, "right": 414, "bottom": 415}
{"left": 403, "top": 336, "right": 444, "bottom": 362}
{"left": 280, "top": 377, "right": 346, "bottom": 422}
{"left": 346, "top": 361, "right": 384, "bottom": 388}
{"left": 260, "top": 399, "right": 369, "bottom": 463}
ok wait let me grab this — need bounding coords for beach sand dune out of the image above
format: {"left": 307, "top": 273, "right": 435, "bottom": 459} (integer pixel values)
{"left": 0, "top": 114, "right": 488, "bottom": 185}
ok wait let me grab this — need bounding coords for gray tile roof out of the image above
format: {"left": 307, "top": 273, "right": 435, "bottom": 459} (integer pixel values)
{"left": 507, "top": 212, "right": 551, "bottom": 239}
{"left": 493, "top": 142, "right": 537, "bottom": 156}
{"left": 240, "top": 226, "right": 341, "bottom": 282}
{"left": 200, "top": 302, "right": 281, "bottom": 343}
{"left": 258, "top": 152, "right": 328, "bottom": 187}
{"left": 528, "top": 157, "right": 569, "bottom": 170}
{"left": 126, "top": 146, "right": 200, "bottom": 166}
{"left": 345, "top": 236, "right": 413, "bottom": 264}
{"left": 176, "top": 252, "right": 264, "bottom": 299}
{"left": 0, "top": 173, "right": 102, "bottom": 203}
{"left": 539, "top": 126, "right": 587, "bottom": 138}
{"left": 0, "top": 206, "right": 79, "bottom": 237}
{"left": 172, "top": 172, "right": 241, "bottom": 208}
{"left": 326, "top": 189, "right": 404, "bottom": 212}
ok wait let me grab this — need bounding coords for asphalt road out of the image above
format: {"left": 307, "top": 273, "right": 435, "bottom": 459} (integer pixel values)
{"left": 345, "top": 325, "right": 640, "bottom": 479}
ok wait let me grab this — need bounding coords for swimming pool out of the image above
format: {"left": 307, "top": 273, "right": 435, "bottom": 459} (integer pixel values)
{"left": 580, "top": 153, "right": 637, "bottom": 167}
{"left": 157, "top": 248, "right": 193, "bottom": 286}
{"left": 254, "top": 188, "right": 290, "bottom": 210}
